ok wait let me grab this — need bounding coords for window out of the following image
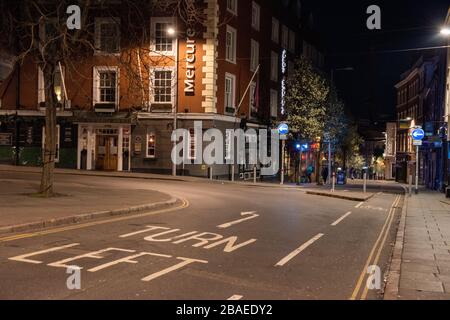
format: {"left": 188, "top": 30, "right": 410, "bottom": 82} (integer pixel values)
{"left": 224, "top": 73, "right": 236, "bottom": 113}
{"left": 281, "top": 25, "right": 289, "bottom": 49}
{"left": 95, "top": 18, "right": 120, "bottom": 54}
{"left": 146, "top": 133, "right": 156, "bottom": 158}
{"left": 151, "top": 69, "right": 173, "bottom": 104}
{"left": 38, "top": 65, "right": 65, "bottom": 107}
{"left": 250, "top": 39, "right": 259, "bottom": 72}
{"left": 289, "top": 30, "right": 296, "bottom": 53}
{"left": 251, "top": 2, "right": 260, "bottom": 31}
{"left": 151, "top": 18, "right": 175, "bottom": 55}
{"left": 270, "top": 51, "right": 279, "bottom": 82}
{"left": 227, "top": 0, "right": 238, "bottom": 15}
{"left": 226, "top": 25, "right": 237, "bottom": 63}
{"left": 42, "top": 125, "right": 60, "bottom": 163}
{"left": 93, "top": 66, "right": 119, "bottom": 107}
{"left": 270, "top": 90, "right": 278, "bottom": 118}
{"left": 272, "top": 18, "right": 279, "bottom": 43}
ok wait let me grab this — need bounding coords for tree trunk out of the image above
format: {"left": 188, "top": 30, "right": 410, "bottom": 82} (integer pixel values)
{"left": 39, "top": 64, "right": 57, "bottom": 197}
{"left": 316, "top": 142, "right": 322, "bottom": 185}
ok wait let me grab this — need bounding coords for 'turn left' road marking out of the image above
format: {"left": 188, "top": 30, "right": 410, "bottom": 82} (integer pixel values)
{"left": 9, "top": 243, "right": 80, "bottom": 264}
{"left": 331, "top": 212, "right": 352, "bottom": 226}
{"left": 217, "top": 211, "right": 259, "bottom": 229}
{"left": 228, "top": 295, "right": 243, "bottom": 300}
{"left": 275, "top": 233, "right": 324, "bottom": 267}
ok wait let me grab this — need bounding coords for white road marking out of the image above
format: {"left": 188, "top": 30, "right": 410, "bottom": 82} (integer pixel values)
{"left": 275, "top": 233, "right": 324, "bottom": 267}
{"left": 48, "top": 247, "right": 135, "bottom": 269}
{"left": 88, "top": 252, "right": 172, "bottom": 272}
{"left": 355, "top": 202, "right": 364, "bottom": 208}
{"left": 8, "top": 243, "right": 80, "bottom": 264}
{"left": 217, "top": 212, "right": 259, "bottom": 229}
{"left": 228, "top": 295, "right": 243, "bottom": 300}
{"left": 331, "top": 211, "right": 352, "bottom": 226}
{"left": 141, "top": 257, "right": 208, "bottom": 282}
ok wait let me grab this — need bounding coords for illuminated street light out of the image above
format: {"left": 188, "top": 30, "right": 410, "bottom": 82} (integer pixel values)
{"left": 440, "top": 27, "right": 450, "bottom": 36}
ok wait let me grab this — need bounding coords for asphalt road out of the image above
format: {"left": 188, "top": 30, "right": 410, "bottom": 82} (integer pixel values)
{"left": 0, "top": 172, "right": 404, "bottom": 300}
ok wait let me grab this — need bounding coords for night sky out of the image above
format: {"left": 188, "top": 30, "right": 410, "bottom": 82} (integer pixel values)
{"left": 302, "top": 0, "right": 449, "bottom": 139}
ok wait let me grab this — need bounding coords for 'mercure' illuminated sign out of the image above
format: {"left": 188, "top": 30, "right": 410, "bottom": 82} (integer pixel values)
{"left": 184, "top": 28, "right": 196, "bottom": 95}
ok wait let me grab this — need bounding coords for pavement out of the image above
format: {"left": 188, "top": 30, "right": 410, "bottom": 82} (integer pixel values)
{"left": 0, "top": 170, "right": 177, "bottom": 234}
{"left": 385, "top": 189, "right": 450, "bottom": 300}
{"left": 0, "top": 169, "right": 405, "bottom": 299}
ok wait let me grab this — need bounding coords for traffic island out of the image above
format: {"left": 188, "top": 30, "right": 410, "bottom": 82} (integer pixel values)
{"left": 0, "top": 178, "right": 180, "bottom": 235}
{"left": 305, "top": 190, "right": 375, "bottom": 202}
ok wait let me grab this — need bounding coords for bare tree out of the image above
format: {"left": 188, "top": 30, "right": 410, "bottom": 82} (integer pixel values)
{"left": 0, "top": 0, "right": 206, "bottom": 197}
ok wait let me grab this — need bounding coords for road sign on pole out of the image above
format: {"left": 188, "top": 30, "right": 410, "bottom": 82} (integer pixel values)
{"left": 412, "top": 128, "right": 425, "bottom": 141}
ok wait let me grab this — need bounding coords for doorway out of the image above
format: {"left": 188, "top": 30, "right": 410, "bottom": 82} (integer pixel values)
{"left": 96, "top": 135, "right": 118, "bottom": 171}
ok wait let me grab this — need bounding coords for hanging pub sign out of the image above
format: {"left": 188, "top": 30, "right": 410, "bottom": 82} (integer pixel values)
{"left": 134, "top": 135, "right": 142, "bottom": 155}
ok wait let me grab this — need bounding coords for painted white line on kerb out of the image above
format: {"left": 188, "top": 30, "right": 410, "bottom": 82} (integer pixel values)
{"left": 355, "top": 202, "right": 364, "bottom": 208}
{"left": 217, "top": 212, "right": 259, "bottom": 229}
{"left": 228, "top": 295, "right": 243, "bottom": 300}
{"left": 275, "top": 233, "right": 324, "bottom": 267}
{"left": 331, "top": 212, "right": 352, "bottom": 226}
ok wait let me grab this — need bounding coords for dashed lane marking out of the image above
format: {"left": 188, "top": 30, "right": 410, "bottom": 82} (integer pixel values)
{"left": 331, "top": 212, "right": 352, "bottom": 226}
{"left": 275, "top": 233, "right": 324, "bottom": 267}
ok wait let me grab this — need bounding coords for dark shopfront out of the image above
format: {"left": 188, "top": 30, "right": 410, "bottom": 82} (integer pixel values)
{"left": 0, "top": 113, "right": 77, "bottom": 168}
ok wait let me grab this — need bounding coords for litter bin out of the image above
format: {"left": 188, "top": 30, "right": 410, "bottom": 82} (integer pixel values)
{"left": 337, "top": 171, "right": 346, "bottom": 185}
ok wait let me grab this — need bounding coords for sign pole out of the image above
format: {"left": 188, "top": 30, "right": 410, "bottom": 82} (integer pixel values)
{"left": 281, "top": 140, "right": 285, "bottom": 185}
{"left": 415, "top": 145, "right": 419, "bottom": 195}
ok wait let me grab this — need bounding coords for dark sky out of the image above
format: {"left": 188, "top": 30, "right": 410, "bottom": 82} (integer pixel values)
{"left": 302, "top": 0, "right": 449, "bottom": 138}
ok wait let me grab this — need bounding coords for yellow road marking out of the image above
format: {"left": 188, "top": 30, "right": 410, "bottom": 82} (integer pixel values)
{"left": 359, "top": 195, "right": 400, "bottom": 300}
{"left": 350, "top": 195, "right": 400, "bottom": 300}
{"left": 0, "top": 198, "right": 189, "bottom": 243}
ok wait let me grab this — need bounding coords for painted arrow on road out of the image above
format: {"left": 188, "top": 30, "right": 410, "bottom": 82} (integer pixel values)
{"left": 217, "top": 212, "right": 259, "bottom": 229}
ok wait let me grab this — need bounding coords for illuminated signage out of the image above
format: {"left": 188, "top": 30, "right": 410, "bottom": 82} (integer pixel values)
{"left": 184, "top": 28, "right": 196, "bottom": 95}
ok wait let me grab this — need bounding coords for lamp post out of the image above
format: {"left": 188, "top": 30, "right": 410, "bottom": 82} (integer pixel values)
{"left": 167, "top": 25, "right": 179, "bottom": 177}
{"left": 441, "top": 19, "right": 450, "bottom": 191}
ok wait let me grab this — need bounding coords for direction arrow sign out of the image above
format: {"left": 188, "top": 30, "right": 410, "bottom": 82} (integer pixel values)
{"left": 412, "top": 128, "right": 425, "bottom": 141}
{"left": 277, "top": 123, "right": 289, "bottom": 135}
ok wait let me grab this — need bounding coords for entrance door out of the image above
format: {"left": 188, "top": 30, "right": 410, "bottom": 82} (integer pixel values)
{"left": 96, "top": 135, "right": 118, "bottom": 171}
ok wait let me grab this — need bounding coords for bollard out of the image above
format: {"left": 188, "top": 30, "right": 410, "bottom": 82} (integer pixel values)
{"left": 332, "top": 174, "right": 336, "bottom": 193}
{"left": 363, "top": 172, "right": 367, "bottom": 194}
{"left": 231, "top": 165, "right": 235, "bottom": 182}
{"left": 210, "top": 167, "right": 213, "bottom": 180}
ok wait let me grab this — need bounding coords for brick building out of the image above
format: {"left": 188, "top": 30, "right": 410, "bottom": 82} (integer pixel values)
{"left": 0, "top": 0, "right": 322, "bottom": 179}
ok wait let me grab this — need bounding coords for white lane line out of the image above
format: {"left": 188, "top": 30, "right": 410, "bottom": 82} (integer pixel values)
{"left": 275, "top": 233, "right": 324, "bottom": 267}
{"left": 217, "top": 211, "right": 259, "bottom": 229}
{"left": 355, "top": 202, "right": 364, "bottom": 208}
{"left": 227, "top": 295, "right": 243, "bottom": 300}
{"left": 331, "top": 211, "right": 352, "bottom": 226}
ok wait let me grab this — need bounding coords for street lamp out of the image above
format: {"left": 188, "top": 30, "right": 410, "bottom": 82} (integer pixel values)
{"left": 440, "top": 27, "right": 450, "bottom": 36}
{"left": 167, "top": 25, "right": 179, "bottom": 177}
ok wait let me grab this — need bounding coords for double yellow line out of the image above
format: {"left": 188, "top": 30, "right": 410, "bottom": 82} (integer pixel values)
{"left": 0, "top": 198, "right": 189, "bottom": 243}
{"left": 350, "top": 194, "right": 401, "bottom": 300}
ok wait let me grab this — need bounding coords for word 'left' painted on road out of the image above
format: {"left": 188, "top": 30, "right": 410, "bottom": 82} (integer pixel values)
{"left": 9, "top": 243, "right": 207, "bottom": 283}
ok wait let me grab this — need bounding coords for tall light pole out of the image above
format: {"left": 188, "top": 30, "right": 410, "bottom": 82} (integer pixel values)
{"left": 441, "top": 14, "right": 450, "bottom": 191}
{"left": 167, "top": 25, "right": 178, "bottom": 177}
{"left": 327, "top": 67, "right": 354, "bottom": 185}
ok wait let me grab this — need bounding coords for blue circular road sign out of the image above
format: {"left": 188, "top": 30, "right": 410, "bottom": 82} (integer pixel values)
{"left": 412, "top": 128, "right": 425, "bottom": 141}
{"left": 278, "top": 123, "right": 289, "bottom": 135}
